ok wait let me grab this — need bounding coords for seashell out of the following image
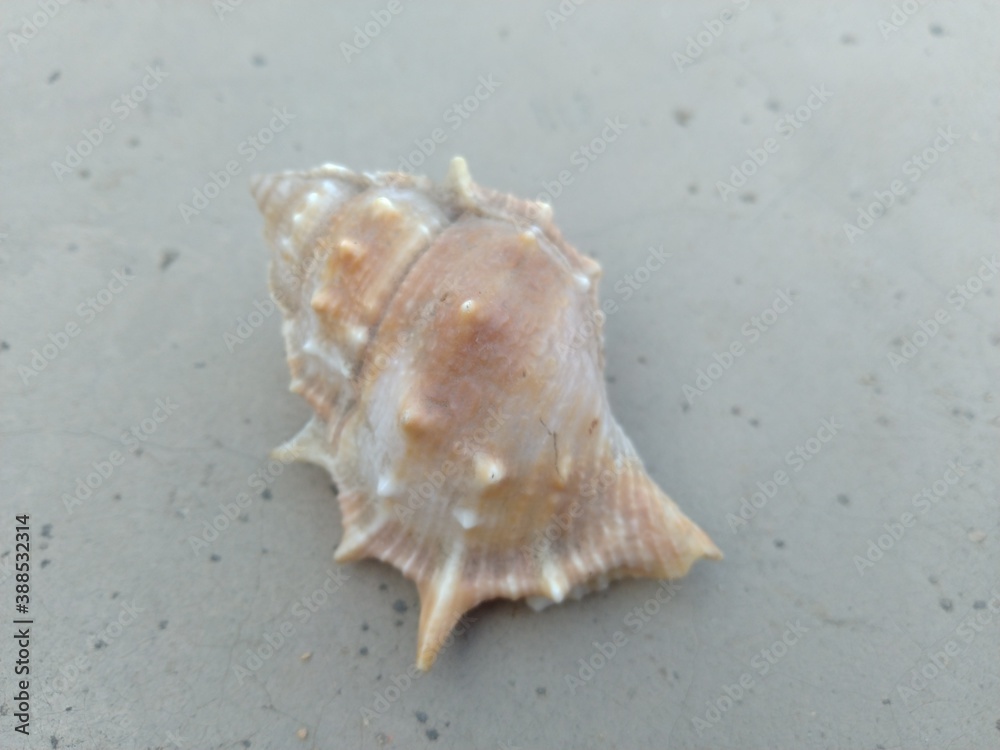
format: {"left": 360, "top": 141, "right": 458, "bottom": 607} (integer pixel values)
{"left": 250, "top": 157, "right": 721, "bottom": 669}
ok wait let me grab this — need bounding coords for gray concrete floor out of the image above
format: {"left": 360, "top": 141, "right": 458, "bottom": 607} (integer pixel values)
{"left": 2, "top": 2, "right": 998, "bottom": 748}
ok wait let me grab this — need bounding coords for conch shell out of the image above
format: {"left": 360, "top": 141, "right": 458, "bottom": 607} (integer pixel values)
{"left": 250, "top": 157, "right": 721, "bottom": 669}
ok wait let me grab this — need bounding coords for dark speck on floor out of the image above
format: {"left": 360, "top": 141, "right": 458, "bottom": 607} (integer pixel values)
{"left": 882, "top": 698, "right": 891, "bottom": 705}
{"left": 393, "top": 599, "right": 408, "bottom": 613}
{"left": 929, "top": 24, "right": 944, "bottom": 36}
{"left": 841, "top": 33, "right": 857, "bottom": 44}
{"left": 40, "top": 559, "right": 50, "bottom": 568}
{"left": 49, "top": 70, "right": 60, "bottom": 83}
{"left": 426, "top": 729, "right": 439, "bottom": 741}
{"left": 242, "top": 741, "right": 251, "bottom": 748}
{"left": 0, "top": 341, "right": 8, "bottom": 351}
{"left": 160, "top": 248, "right": 180, "bottom": 270}
{"left": 774, "top": 539, "right": 785, "bottom": 549}
{"left": 740, "top": 192, "right": 757, "bottom": 203}
{"left": 252, "top": 54, "right": 266, "bottom": 66}
{"left": 749, "top": 418, "right": 760, "bottom": 428}
{"left": 261, "top": 489, "right": 272, "bottom": 500}
{"left": 940, "top": 598, "right": 953, "bottom": 611}
{"left": 159, "top": 620, "right": 168, "bottom": 630}
{"left": 210, "top": 554, "right": 221, "bottom": 562}
{"left": 359, "top": 646, "right": 368, "bottom": 656}
{"left": 536, "top": 686, "right": 546, "bottom": 696}
{"left": 974, "top": 600, "right": 987, "bottom": 610}
{"left": 94, "top": 640, "right": 106, "bottom": 650}
{"left": 415, "top": 711, "right": 428, "bottom": 723}
{"left": 837, "top": 494, "right": 850, "bottom": 506}
{"left": 361, "top": 621, "right": 369, "bottom": 631}
{"left": 395, "top": 619, "right": 404, "bottom": 627}
{"left": 41, "top": 524, "right": 52, "bottom": 538}
{"left": 379, "top": 583, "right": 388, "bottom": 591}
{"left": 674, "top": 109, "right": 692, "bottom": 126}
{"left": 731, "top": 406, "right": 742, "bottom": 416}
{"left": 51, "top": 735, "right": 59, "bottom": 748}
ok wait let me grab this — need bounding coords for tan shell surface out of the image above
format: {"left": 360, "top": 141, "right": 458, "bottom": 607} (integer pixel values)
{"left": 251, "top": 157, "right": 721, "bottom": 669}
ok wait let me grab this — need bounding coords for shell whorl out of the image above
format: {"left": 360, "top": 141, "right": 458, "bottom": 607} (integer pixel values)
{"left": 253, "top": 157, "right": 720, "bottom": 670}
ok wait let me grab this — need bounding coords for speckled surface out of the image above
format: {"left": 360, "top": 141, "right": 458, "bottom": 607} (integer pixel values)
{"left": 2, "top": 2, "right": 998, "bottom": 749}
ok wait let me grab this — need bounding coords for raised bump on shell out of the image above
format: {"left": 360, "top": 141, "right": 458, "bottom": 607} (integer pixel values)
{"left": 347, "top": 324, "right": 369, "bottom": 347}
{"left": 377, "top": 475, "right": 397, "bottom": 497}
{"left": 371, "top": 195, "right": 398, "bottom": 216}
{"left": 399, "top": 405, "right": 429, "bottom": 433}
{"left": 557, "top": 454, "right": 573, "bottom": 484}
{"left": 474, "top": 454, "right": 505, "bottom": 486}
{"left": 338, "top": 238, "right": 364, "bottom": 260}
{"left": 453, "top": 508, "right": 479, "bottom": 530}
{"left": 533, "top": 202, "right": 553, "bottom": 222}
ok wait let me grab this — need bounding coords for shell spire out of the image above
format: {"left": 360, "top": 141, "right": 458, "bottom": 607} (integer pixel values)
{"left": 252, "top": 156, "right": 721, "bottom": 670}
